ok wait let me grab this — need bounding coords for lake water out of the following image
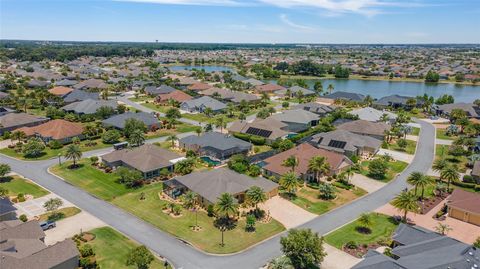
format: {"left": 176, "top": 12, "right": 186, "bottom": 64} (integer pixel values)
{"left": 168, "top": 65, "right": 234, "bottom": 73}
{"left": 270, "top": 79, "right": 480, "bottom": 103}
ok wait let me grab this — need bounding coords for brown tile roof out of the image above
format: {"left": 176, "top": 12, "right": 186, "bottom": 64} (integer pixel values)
{"left": 262, "top": 143, "right": 352, "bottom": 177}
{"left": 187, "top": 82, "right": 212, "bottom": 91}
{"left": 16, "top": 119, "right": 84, "bottom": 140}
{"left": 337, "top": 120, "right": 391, "bottom": 137}
{"left": 48, "top": 86, "right": 73, "bottom": 96}
{"left": 447, "top": 188, "right": 480, "bottom": 215}
{"left": 102, "top": 144, "right": 181, "bottom": 172}
{"left": 155, "top": 90, "right": 192, "bottom": 103}
{"left": 254, "top": 83, "right": 286, "bottom": 93}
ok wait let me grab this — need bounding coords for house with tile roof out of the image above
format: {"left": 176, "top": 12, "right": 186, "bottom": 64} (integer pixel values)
{"left": 0, "top": 113, "right": 49, "bottom": 135}
{"left": 310, "top": 129, "right": 382, "bottom": 157}
{"left": 446, "top": 189, "right": 480, "bottom": 226}
{"left": 48, "top": 86, "right": 73, "bottom": 97}
{"left": 102, "top": 112, "right": 160, "bottom": 131}
{"left": 155, "top": 90, "right": 193, "bottom": 104}
{"left": 337, "top": 120, "right": 391, "bottom": 140}
{"left": 180, "top": 96, "right": 226, "bottom": 113}
{"left": 179, "top": 132, "right": 252, "bottom": 161}
{"left": 16, "top": 119, "right": 84, "bottom": 144}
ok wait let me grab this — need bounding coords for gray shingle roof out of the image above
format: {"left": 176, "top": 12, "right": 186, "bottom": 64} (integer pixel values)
{"left": 102, "top": 112, "right": 160, "bottom": 130}
{"left": 293, "top": 102, "right": 335, "bottom": 115}
{"left": 349, "top": 107, "right": 397, "bottom": 122}
{"left": 61, "top": 99, "right": 118, "bottom": 114}
{"left": 145, "top": 85, "right": 176, "bottom": 96}
{"left": 270, "top": 109, "right": 319, "bottom": 124}
{"left": 180, "top": 132, "right": 252, "bottom": 151}
{"left": 62, "top": 89, "right": 100, "bottom": 103}
{"left": 181, "top": 96, "right": 227, "bottom": 111}
{"left": 311, "top": 129, "right": 382, "bottom": 153}
{"left": 324, "top": 91, "right": 365, "bottom": 101}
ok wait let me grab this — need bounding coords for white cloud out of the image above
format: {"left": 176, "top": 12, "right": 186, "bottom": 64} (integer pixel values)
{"left": 279, "top": 14, "right": 314, "bottom": 31}
{"left": 114, "top": 0, "right": 248, "bottom": 6}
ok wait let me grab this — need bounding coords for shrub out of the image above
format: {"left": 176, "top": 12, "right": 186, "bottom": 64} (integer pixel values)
{"left": 345, "top": 241, "right": 358, "bottom": 249}
{"left": 319, "top": 183, "right": 337, "bottom": 200}
{"left": 452, "top": 180, "right": 475, "bottom": 189}
{"left": 462, "top": 175, "right": 474, "bottom": 183}
{"left": 207, "top": 204, "right": 215, "bottom": 217}
{"left": 89, "top": 156, "right": 99, "bottom": 165}
{"left": 48, "top": 140, "right": 63, "bottom": 149}
{"left": 19, "top": 214, "right": 28, "bottom": 222}
{"left": 79, "top": 257, "right": 98, "bottom": 269}
{"left": 17, "top": 193, "right": 25, "bottom": 202}
{"left": 80, "top": 244, "right": 95, "bottom": 257}
{"left": 245, "top": 214, "right": 256, "bottom": 232}
{"left": 332, "top": 181, "right": 352, "bottom": 190}
{"left": 102, "top": 129, "right": 121, "bottom": 144}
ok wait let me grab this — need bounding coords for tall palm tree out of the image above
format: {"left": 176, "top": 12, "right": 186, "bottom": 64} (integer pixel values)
{"left": 358, "top": 213, "right": 373, "bottom": 232}
{"left": 418, "top": 175, "right": 435, "bottom": 200}
{"left": 128, "top": 129, "right": 145, "bottom": 147}
{"left": 327, "top": 84, "right": 334, "bottom": 94}
{"left": 167, "top": 134, "right": 178, "bottom": 148}
{"left": 182, "top": 191, "right": 197, "bottom": 210}
{"left": 282, "top": 155, "right": 298, "bottom": 173}
{"left": 195, "top": 127, "right": 202, "bottom": 137}
{"left": 432, "top": 158, "right": 448, "bottom": 175}
{"left": 214, "top": 193, "right": 239, "bottom": 220}
{"left": 391, "top": 191, "right": 419, "bottom": 222}
{"left": 279, "top": 172, "right": 298, "bottom": 196}
{"left": 64, "top": 144, "right": 82, "bottom": 167}
{"left": 440, "top": 165, "right": 460, "bottom": 191}
{"left": 406, "top": 172, "right": 424, "bottom": 196}
{"left": 215, "top": 117, "right": 227, "bottom": 133}
{"left": 246, "top": 186, "right": 267, "bottom": 210}
{"left": 308, "top": 156, "right": 330, "bottom": 183}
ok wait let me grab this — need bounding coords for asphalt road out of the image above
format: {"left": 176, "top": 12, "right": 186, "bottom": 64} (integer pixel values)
{"left": 0, "top": 119, "right": 435, "bottom": 269}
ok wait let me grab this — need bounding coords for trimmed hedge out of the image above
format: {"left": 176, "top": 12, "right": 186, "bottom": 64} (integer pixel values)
{"left": 452, "top": 180, "right": 480, "bottom": 191}
{"left": 232, "top": 132, "right": 266, "bottom": 145}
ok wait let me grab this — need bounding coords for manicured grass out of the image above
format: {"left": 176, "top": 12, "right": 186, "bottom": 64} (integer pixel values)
{"left": 360, "top": 159, "right": 409, "bottom": 182}
{"left": 50, "top": 160, "right": 132, "bottom": 201}
{"left": 253, "top": 145, "right": 273, "bottom": 154}
{"left": 287, "top": 185, "right": 367, "bottom": 215}
{"left": 436, "top": 128, "right": 456, "bottom": 140}
{"left": 385, "top": 139, "right": 417, "bottom": 154}
{"left": 112, "top": 184, "right": 285, "bottom": 254}
{"left": 324, "top": 213, "right": 398, "bottom": 250}
{"left": 435, "top": 145, "right": 468, "bottom": 172}
{"left": 411, "top": 127, "right": 420, "bottom": 136}
{"left": 38, "top": 207, "right": 81, "bottom": 221}
{"left": 0, "top": 175, "right": 49, "bottom": 198}
{"left": 0, "top": 138, "right": 113, "bottom": 160}
{"left": 86, "top": 227, "right": 170, "bottom": 269}
{"left": 128, "top": 96, "right": 153, "bottom": 102}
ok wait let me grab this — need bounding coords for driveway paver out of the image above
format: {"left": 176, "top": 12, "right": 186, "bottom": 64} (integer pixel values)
{"left": 350, "top": 173, "right": 386, "bottom": 193}
{"left": 44, "top": 211, "right": 105, "bottom": 245}
{"left": 260, "top": 196, "right": 317, "bottom": 229}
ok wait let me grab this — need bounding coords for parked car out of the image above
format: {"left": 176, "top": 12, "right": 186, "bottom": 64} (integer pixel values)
{"left": 39, "top": 220, "right": 56, "bottom": 231}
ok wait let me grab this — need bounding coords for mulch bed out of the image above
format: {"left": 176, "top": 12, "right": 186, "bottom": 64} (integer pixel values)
{"left": 343, "top": 243, "right": 381, "bottom": 258}
{"left": 419, "top": 193, "right": 448, "bottom": 214}
{"left": 81, "top": 232, "right": 96, "bottom": 242}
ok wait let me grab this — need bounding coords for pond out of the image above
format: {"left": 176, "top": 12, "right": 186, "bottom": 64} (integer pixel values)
{"left": 168, "top": 65, "right": 234, "bottom": 73}
{"left": 268, "top": 78, "right": 480, "bottom": 103}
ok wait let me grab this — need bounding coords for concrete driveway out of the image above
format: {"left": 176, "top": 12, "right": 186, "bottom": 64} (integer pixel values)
{"left": 14, "top": 193, "right": 74, "bottom": 218}
{"left": 378, "top": 149, "right": 414, "bottom": 163}
{"left": 44, "top": 211, "right": 105, "bottom": 245}
{"left": 260, "top": 196, "right": 317, "bottom": 229}
{"left": 322, "top": 244, "right": 361, "bottom": 269}
{"left": 350, "top": 173, "right": 386, "bottom": 193}
{"left": 436, "top": 138, "right": 453, "bottom": 145}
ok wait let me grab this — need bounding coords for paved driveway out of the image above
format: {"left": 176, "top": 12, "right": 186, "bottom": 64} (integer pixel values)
{"left": 260, "top": 196, "right": 316, "bottom": 229}
{"left": 322, "top": 244, "right": 361, "bottom": 269}
{"left": 377, "top": 149, "right": 414, "bottom": 163}
{"left": 350, "top": 173, "right": 386, "bottom": 193}
{"left": 14, "top": 193, "right": 74, "bottom": 218}
{"left": 44, "top": 211, "right": 105, "bottom": 245}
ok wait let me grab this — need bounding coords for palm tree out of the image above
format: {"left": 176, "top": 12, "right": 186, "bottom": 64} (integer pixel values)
{"left": 182, "top": 191, "right": 197, "bottom": 210}
{"left": 203, "top": 107, "right": 213, "bottom": 117}
{"left": 391, "top": 191, "right": 419, "bottom": 222}
{"left": 406, "top": 172, "right": 424, "bottom": 196}
{"left": 64, "top": 144, "right": 82, "bottom": 168}
{"left": 282, "top": 155, "right": 298, "bottom": 173}
{"left": 432, "top": 158, "right": 448, "bottom": 174}
{"left": 279, "top": 172, "right": 298, "bottom": 196}
{"left": 364, "top": 95, "right": 374, "bottom": 107}
{"left": 128, "top": 129, "right": 145, "bottom": 147}
{"left": 167, "top": 134, "right": 178, "bottom": 148}
{"left": 308, "top": 156, "right": 330, "bottom": 183}
{"left": 11, "top": 130, "right": 26, "bottom": 144}
{"left": 357, "top": 213, "right": 373, "bottom": 233}
{"left": 418, "top": 175, "right": 435, "bottom": 200}
{"left": 327, "top": 84, "right": 334, "bottom": 94}
{"left": 195, "top": 127, "right": 202, "bottom": 136}
{"left": 214, "top": 193, "right": 239, "bottom": 220}
{"left": 215, "top": 117, "right": 227, "bottom": 133}
{"left": 246, "top": 186, "right": 267, "bottom": 210}
{"left": 440, "top": 165, "right": 460, "bottom": 191}
{"left": 435, "top": 222, "right": 453, "bottom": 235}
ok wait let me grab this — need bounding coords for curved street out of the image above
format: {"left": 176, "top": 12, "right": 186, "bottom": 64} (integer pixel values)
{"left": 0, "top": 119, "right": 435, "bottom": 269}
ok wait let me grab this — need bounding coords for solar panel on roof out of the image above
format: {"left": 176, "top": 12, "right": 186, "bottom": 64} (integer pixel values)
{"left": 246, "top": 127, "right": 272, "bottom": 138}
{"left": 328, "top": 140, "right": 347, "bottom": 149}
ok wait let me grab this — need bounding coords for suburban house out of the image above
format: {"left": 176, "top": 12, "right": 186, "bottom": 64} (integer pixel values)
{"left": 323, "top": 91, "right": 365, "bottom": 102}
{"left": 293, "top": 102, "right": 335, "bottom": 116}
{"left": 471, "top": 160, "right": 480, "bottom": 183}
{"left": 352, "top": 224, "right": 479, "bottom": 269}
{"left": 0, "top": 220, "right": 79, "bottom": 269}
{"left": 446, "top": 189, "right": 480, "bottom": 226}
{"left": 61, "top": 99, "right": 118, "bottom": 115}
{"left": 0, "top": 198, "right": 16, "bottom": 221}
{"left": 73, "top": 78, "right": 108, "bottom": 90}
{"left": 187, "top": 82, "right": 212, "bottom": 92}
{"left": 269, "top": 109, "right": 319, "bottom": 133}
{"left": 243, "top": 78, "right": 264, "bottom": 87}
{"left": 337, "top": 119, "right": 391, "bottom": 140}
{"left": 275, "top": 86, "right": 316, "bottom": 97}
{"left": 179, "top": 132, "right": 253, "bottom": 161}
{"left": 228, "top": 118, "right": 292, "bottom": 142}
{"left": 180, "top": 96, "right": 226, "bottom": 113}
{"left": 62, "top": 89, "right": 100, "bottom": 104}
{"left": 261, "top": 143, "right": 353, "bottom": 181}
{"left": 145, "top": 85, "right": 176, "bottom": 96}
{"left": 101, "top": 144, "right": 184, "bottom": 179}
{"left": 310, "top": 129, "right": 382, "bottom": 157}
{"left": 102, "top": 112, "right": 160, "bottom": 131}
{"left": 0, "top": 113, "right": 49, "bottom": 135}
{"left": 48, "top": 86, "right": 73, "bottom": 97}
{"left": 199, "top": 87, "right": 260, "bottom": 103}
{"left": 163, "top": 168, "right": 278, "bottom": 207}
{"left": 374, "top": 94, "right": 422, "bottom": 109}
{"left": 254, "top": 83, "right": 286, "bottom": 94}
{"left": 436, "top": 103, "right": 480, "bottom": 119}
{"left": 155, "top": 90, "right": 192, "bottom": 104}
{"left": 15, "top": 119, "right": 84, "bottom": 144}
{"left": 349, "top": 107, "right": 397, "bottom": 122}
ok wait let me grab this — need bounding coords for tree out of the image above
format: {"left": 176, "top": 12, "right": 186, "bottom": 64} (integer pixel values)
{"left": 102, "top": 129, "right": 121, "bottom": 144}
{"left": 425, "top": 70, "right": 440, "bottom": 83}
{"left": 327, "top": 84, "right": 334, "bottom": 94}
{"left": 165, "top": 107, "right": 181, "bottom": 128}
{"left": 115, "top": 167, "right": 144, "bottom": 188}
{"left": 280, "top": 172, "right": 298, "bottom": 196}
{"left": 313, "top": 81, "right": 323, "bottom": 94}
{"left": 128, "top": 129, "right": 145, "bottom": 147}
{"left": 126, "top": 245, "right": 154, "bottom": 269}
{"left": 203, "top": 107, "right": 213, "bottom": 117}
{"left": 11, "top": 130, "right": 26, "bottom": 143}
{"left": 215, "top": 116, "right": 227, "bottom": 133}
{"left": 256, "top": 108, "right": 270, "bottom": 119}
{"left": 246, "top": 186, "right": 267, "bottom": 210}
{"left": 0, "top": 187, "right": 8, "bottom": 198}
{"left": 215, "top": 193, "right": 239, "bottom": 220}
{"left": 280, "top": 228, "right": 326, "bottom": 269}
{"left": 174, "top": 158, "right": 195, "bottom": 175}
{"left": 432, "top": 158, "right": 448, "bottom": 174}
{"left": 357, "top": 213, "right": 373, "bottom": 233}
{"left": 282, "top": 155, "right": 298, "bottom": 173}
{"left": 397, "top": 138, "right": 408, "bottom": 150}
{"left": 368, "top": 158, "right": 388, "bottom": 180}
{"left": 43, "top": 197, "right": 63, "bottom": 213}
{"left": 391, "top": 191, "right": 419, "bottom": 222}
{"left": 166, "top": 134, "right": 177, "bottom": 148}
{"left": 0, "top": 163, "right": 11, "bottom": 178}
{"left": 435, "top": 223, "right": 452, "bottom": 235}
{"left": 318, "top": 183, "right": 336, "bottom": 200}
{"left": 440, "top": 165, "right": 460, "bottom": 191}
{"left": 124, "top": 118, "right": 147, "bottom": 137}
{"left": 95, "top": 106, "right": 115, "bottom": 119}
{"left": 407, "top": 172, "right": 433, "bottom": 200}
{"left": 277, "top": 139, "right": 294, "bottom": 151}
{"left": 64, "top": 144, "right": 82, "bottom": 168}
{"left": 22, "top": 138, "right": 45, "bottom": 158}
{"left": 474, "top": 237, "right": 480, "bottom": 248}
{"left": 308, "top": 156, "right": 330, "bottom": 183}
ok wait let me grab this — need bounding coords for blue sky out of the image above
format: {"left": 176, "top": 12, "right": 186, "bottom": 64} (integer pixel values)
{"left": 1, "top": 0, "right": 479, "bottom": 43}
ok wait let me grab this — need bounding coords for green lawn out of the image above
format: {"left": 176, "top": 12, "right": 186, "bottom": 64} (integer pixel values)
{"left": 411, "top": 127, "right": 420, "bottom": 136}
{"left": 38, "top": 207, "right": 81, "bottom": 221}
{"left": 50, "top": 160, "right": 132, "bottom": 201}
{"left": 360, "top": 160, "right": 409, "bottom": 182}
{"left": 287, "top": 186, "right": 367, "bottom": 215}
{"left": 385, "top": 139, "right": 417, "bottom": 154}
{"left": 324, "top": 213, "right": 398, "bottom": 250}
{"left": 253, "top": 145, "right": 273, "bottom": 154}
{"left": 112, "top": 184, "right": 285, "bottom": 254}
{"left": 436, "top": 128, "right": 456, "bottom": 140}
{"left": 86, "top": 227, "right": 170, "bottom": 269}
{"left": 0, "top": 175, "right": 49, "bottom": 198}
{"left": 435, "top": 145, "right": 468, "bottom": 172}
{"left": 0, "top": 138, "right": 113, "bottom": 160}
